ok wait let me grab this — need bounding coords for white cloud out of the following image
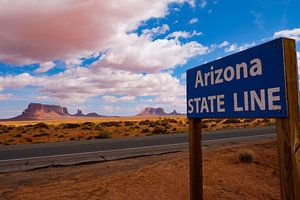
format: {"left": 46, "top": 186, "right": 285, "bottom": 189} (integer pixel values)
{"left": 102, "top": 95, "right": 136, "bottom": 103}
{"left": 35, "top": 61, "right": 56, "bottom": 73}
{"left": 0, "top": 67, "right": 185, "bottom": 104}
{"left": 35, "top": 96, "right": 50, "bottom": 100}
{"left": 199, "top": 0, "right": 207, "bottom": 9}
{"left": 224, "top": 44, "right": 238, "bottom": 53}
{"left": 100, "top": 105, "right": 122, "bottom": 114}
{"left": 0, "top": 0, "right": 194, "bottom": 65}
{"left": 99, "top": 33, "right": 208, "bottom": 73}
{"left": 189, "top": 18, "right": 198, "bottom": 24}
{"left": 219, "top": 41, "right": 229, "bottom": 48}
{"left": 102, "top": 95, "right": 118, "bottom": 103}
{"left": 167, "top": 31, "right": 191, "bottom": 40}
{"left": 274, "top": 28, "right": 300, "bottom": 42}
{"left": 0, "top": 93, "right": 13, "bottom": 101}
{"left": 166, "top": 30, "right": 202, "bottom": 40}
{"left": 224, "top": 42, "right": 256, "bottom": 53}
{"left": 142, "top": 24, "right": 169, "bottom": 37}
{"left": 119, "top": 96, "right": 136, "bottom": 102}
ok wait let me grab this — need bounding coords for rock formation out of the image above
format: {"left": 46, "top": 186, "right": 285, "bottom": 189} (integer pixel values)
{"left": 12, "top": 103, "right": 70, "bottom": 120}
{"left": 74, "top": 109, "right": 85, "bottom": 117}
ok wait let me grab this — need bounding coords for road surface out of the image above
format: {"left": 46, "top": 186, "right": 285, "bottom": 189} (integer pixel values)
{"left": 0, "top": 126, "right": 276, "bottom": 172}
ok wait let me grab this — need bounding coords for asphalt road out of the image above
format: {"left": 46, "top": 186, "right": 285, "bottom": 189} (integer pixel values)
{"left": 0, "top": 126, "right": 276, "bottom": 161}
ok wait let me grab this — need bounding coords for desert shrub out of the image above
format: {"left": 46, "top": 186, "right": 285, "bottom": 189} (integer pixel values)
{"left": 3, "top": 140, "right": 11, "bottom": 145}
{"left": 62, "top": 123, "right": 80, "bottom": 129}
{"left": 222, "top": 119, "right": 241, "bottom": 124}
{"left": 100, "top": 121, "right": 121, "bottom": 127}
{"left": 58, "top": 135, "right": 64, "bottom": 138}
{"left": 237, "top": 149, "right": 257, "bottom": 163}
{"left": 16, "top": 126, "right": 25, "bottom": 131}
{"left": 33, "top": 132, "right": 50, "bottom": 137}
{"left": 95, "top": 124, "right": 104, "bottom": 131}
{"left": 141, "top": 128, "right": 150, "bottom": 133}
{"left": 33, "top": 122, "right": 49, "bottom": 129}
{"left": 163, "top": 123, "right": 172, "bottom": 129}
{"left": 162, "top": 118, "right": 178, "bottom": 123}
{"left": 172, "top": 127, "right": 177, "bottom": 131}
{"left": 1, "top": 126, "right": 10, "bottom": 133}
{"left": 149, "top": 121, "right": 161, "bottom": 127}
{"left": 95, "top": 130, "right": 112, "bottom": 139}
{"left": 81, "top": 126, "right": 92, "bottom": 130}
{"left": 260, "top": 118, "right": 270, "bottom": 123}
{"left": 139, "top": 120, "right": 150, "bottom": 125}
{"left": 203, "top": 119, "right": 215, "bottom": 123}
{"left": 202, "top": 123, "right": 208, "bottom": 128}
{"left": 243, "top": 118, "right": 255, "bottom": 123}
{"left": 152, "top": 126, "right": 168, "bottom": 135}
{"left": 82, "top": 122, "right": 96, "bottom": 126}
{"left": 81, "top": 122, "right": 96, "bottom": 130}
{"left": 124, "top": 121, "right": 135, "bottom": 126}
{"left": 14, "top": 133, "right": 22, "bottom": 138}
{"left": 0, "top": 125, "right": 13, "bottom": 133}
{"left": 24, "top": 124, "right": 34, "bottom": 128}
{"left": 87, "top": 136, "right": 93, "bottom": 140}
{"left": 24, "top": 137, "right": 32, "bottom": 142}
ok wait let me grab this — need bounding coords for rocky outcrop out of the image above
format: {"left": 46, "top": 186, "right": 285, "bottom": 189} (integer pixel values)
{"left": 137, "top": 107, "right": 184, "bottom": 116}
{"left": 168, "top": 109, "right": 181, "bottom": 116}
{"left": 12, "top": 103, "right": 70, "bottom": 120}
{"left": 86, "top": 112, "right": 104, "bottom": 117}
{"left": 74, "top": 109, "right": 85, "bottom": 117}
{"left": 137, "top": 107, "right": 166, "bottom": 116}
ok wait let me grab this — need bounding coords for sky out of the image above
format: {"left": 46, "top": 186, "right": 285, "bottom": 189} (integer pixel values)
{"left": 0, "top": 0, "right": 299, "bottom": 118}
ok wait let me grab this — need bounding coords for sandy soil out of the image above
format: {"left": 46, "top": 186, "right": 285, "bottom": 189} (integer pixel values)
{"left": 0, "top": 140, "right": 279, "bottom": 200}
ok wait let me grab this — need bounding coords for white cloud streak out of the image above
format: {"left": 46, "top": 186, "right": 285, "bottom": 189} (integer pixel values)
{"left": 274, "top": 28, "right": 300, "bottom": 42}
{"left": 35, "top": 61, "right": 56, "bottom": 73}
{"left": 189, "top": 18, "right": 198, "bottom": 24}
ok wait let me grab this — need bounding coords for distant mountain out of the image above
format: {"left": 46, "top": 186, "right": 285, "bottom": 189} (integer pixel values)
{"left": 11, "top": 103, "right": 70, "bottom": 120}
{"left": 3, "top": 103, "right": 183, "bottom": 121}
{"left": 137, "top": 107, "right": 183, "bottom": 116}
{"left": 168, "top": 109, "right": 182, "bottom": 116}
{"left": 86, "top": 112, "right": 105, "bottom": 117}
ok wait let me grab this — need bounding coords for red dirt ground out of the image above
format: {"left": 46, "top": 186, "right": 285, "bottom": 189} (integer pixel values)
{"left": 0, "top": 140, "right": 279, "bottom": 200}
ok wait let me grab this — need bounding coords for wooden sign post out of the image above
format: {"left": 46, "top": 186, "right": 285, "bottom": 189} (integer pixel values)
{"left": 276, "top": 38, "right": 300, "bottom": 200}
{"left": 189, "top": 118, "right": 203, "bottom": 200}
{"left": 187, "top": 38, "right": 299, "bottom": 200}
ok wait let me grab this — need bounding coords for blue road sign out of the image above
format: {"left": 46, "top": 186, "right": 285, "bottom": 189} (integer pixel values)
{"left": 186, "top": 38, "right": 288, "bottom": 118}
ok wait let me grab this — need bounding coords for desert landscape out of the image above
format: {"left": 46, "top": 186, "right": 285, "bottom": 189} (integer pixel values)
{"left": 0, "top": 103, "right": 275, "bottom": 146}
{"left": 0, "top": 139, "right": 279, "bottom": 200}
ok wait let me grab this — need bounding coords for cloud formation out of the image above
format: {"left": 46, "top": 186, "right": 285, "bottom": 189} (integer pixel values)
{"left": 0, "top": 0, "right": 196, "bottom": 65}
{"left": 0, "top": 0, "right": 205, "bottom": 114}
{"left": 274, "top": 28, "right": 300, "bottom": 42}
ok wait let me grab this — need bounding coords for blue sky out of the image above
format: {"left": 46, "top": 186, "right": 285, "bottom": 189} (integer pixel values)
{"left": 0, "top": 0, "right": 299, "bottom": 118}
